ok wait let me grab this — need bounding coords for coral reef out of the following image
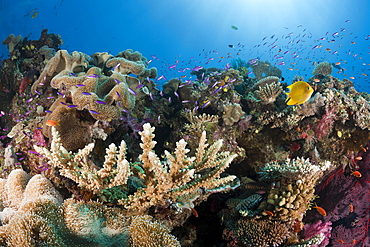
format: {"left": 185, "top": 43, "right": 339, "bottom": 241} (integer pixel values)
{"left": 1, "top": 30, "right": 370, "bottom": 246}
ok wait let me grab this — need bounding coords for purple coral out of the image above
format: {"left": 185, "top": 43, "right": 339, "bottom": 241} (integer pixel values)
{"left": 304, "top": 141, "right": 370, "bottom": 246}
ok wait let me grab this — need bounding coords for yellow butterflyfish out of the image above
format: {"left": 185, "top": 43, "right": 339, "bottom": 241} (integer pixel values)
{"left": 285, "top": 81, "right": 314, "bottom": 105}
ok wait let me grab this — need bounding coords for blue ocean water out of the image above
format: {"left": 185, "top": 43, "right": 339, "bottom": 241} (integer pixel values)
{"left": 1, "top": 0, "right": 369, "bottom": 92}
{"left": 0, "top": 1, "right": 370, "bottom": 246}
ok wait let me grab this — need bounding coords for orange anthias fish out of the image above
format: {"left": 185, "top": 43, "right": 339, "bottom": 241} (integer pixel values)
{"left": 350, "top": 171, "right": 362, "bottom": 177}
{"left": 285, "top": 81, "right": 314, "bottom": 105}
{"left": 313, "top": 205, "right": 327, "bottom": 216}
{"left": 45, "top": 120, "right": 59, "bottom": 127}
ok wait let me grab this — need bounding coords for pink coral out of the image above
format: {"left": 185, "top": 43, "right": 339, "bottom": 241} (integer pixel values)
{"left": 32, "top": 129, "right": 47, "bottom": 147}
{"left": 304, "top": 220, "right": 332, "bottom": 247}
{"left": 313, "top": 107, "right": 336, "bottom": 140}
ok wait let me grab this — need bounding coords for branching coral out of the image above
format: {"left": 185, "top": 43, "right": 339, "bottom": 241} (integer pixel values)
{"left": 34, "top": 123, "right": 239, "bottom": 214}
{"left": 34, "top": 126, "right": 130, "bottom": 195}
{"left": 258, "top": 158, "right": 332, "bottom": 221}
{"left": 256, "top": 81, "right": 283, "bottom": 104}
{"left": 183, "top": 109, "right": 219, "bottom": 138}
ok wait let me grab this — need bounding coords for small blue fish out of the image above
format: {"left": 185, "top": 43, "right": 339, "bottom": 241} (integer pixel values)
{"left": 82, "top": 92, "right": 91, "bottom": 95}
{"left": 95, "top": 100, "right": 106, "bottom": 104}
{"left": 128, "top": 87, "right": 137, "bottom": 95}
{"left": 115, "top": 91, "right": 121, "bottom": 98}
{"left": 192, "top": 66, "right": 203, "bottom": 71}
{"left": 76, "top": 84, "right": 85, "bottom": 87}
{"left": 87, "top": 74, "right": 100, "bottom": 78}
{"left": 45, "top": 110, "right": 52, "bottom": 113}
{"left": 68, "top": 105, "right": 78, "bottom": 108}
{"left": 89, "top": 110, "right": 100, "bottom": 114}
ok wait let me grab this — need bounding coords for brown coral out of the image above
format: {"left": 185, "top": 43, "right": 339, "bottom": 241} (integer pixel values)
{"left": 237, "top": 218, "right": 290, "bottom": 246}
{"left": 2, "top": 34, "right": 22, "bottom": 53}
{"left": 42, "top": 98, "right": 92, "bottom": 150}
{"left": 50, "top": 66, "right": 136, "bottom": 121}
{"left": 222, "top": 103, "right": 245, "bottom": 126}
{"left": 31, "top": 49, "right": 89, "bottom": 93}
{"left": 106, "top": 49, "right": 157, "bottom": 80}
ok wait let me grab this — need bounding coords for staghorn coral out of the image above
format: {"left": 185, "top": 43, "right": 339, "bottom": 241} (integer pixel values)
{"left": 121, "top": 123, "right": 239, "bottom": 213}
{"left": 129, "top": 215, "right": 180, "bottom": 247}
{"left": 237, "top": 218, "right": 290, "bottom": 246}
{"left": 34, "top": 123, "right": 239, "bottom": 215}
{"left": 34, "top": 126, "right": 130, "bottom": 195}
{"left": 183, "top": 109, "right": 219, "bottom": 138}
{"left": 256, "top": 81, "right": 283, "bottom": 104}
{"left": 312, "top": 61, "right": 332, "bottom": 76}
{"left": 31, "top": 49, "right": 89, "bottom": 93}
